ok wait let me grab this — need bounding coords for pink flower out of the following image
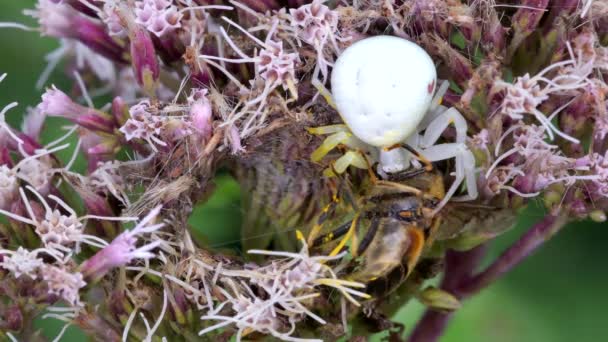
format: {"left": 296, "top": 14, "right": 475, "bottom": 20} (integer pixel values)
{"left": 25, "top": 0, "right": 78, "bottom": 38}
{"left": 258, "top": 40, "right": 299, "bottom": 89}
{"left": 39, "top": 86, "right": 83, "bottom": 119}
{"left": 42, "top": 265, "right": 86, "bottom": 306}
{"left": 0, "top": 164, "right": 18, "bottom": 210}
{"left": 595, "top": 114, "right": 608, "bottom": 141}
{"left": 38, "top": 86, "right": 116, "bottom": 133}
{"left": 188, "top": 89, "right": 213, "bottom": 140}
{"left": 589, "top": 151, "right": 608, "bottom": 197}
{"left": 135, "top": 0, "right": 183, "bottom": 38}
{"left": 25, "top": 0, "right": 126, "bottom": 63}
{"left": 81, "top": 206, "right": 163, "bottom": 281}
{"left": 119, "top": 100, "right": 168, "bottom": 151}
{"left": 0, "top": 247, "right": 44, "bottom": 279}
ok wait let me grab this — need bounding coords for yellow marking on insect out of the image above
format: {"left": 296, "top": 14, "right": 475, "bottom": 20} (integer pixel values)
{"left": 323, "top": 232, "right": 334, "bottom": 243}
{"left": 296, "top": 230, "right": 305, "bottom": 242}
{"left": 329, "top": 214, "right": 359, "bottom": 257}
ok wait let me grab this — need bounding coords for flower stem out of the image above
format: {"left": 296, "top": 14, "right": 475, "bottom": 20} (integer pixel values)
{"left": 409, "top": 214, "right": 568, "bottom": 342}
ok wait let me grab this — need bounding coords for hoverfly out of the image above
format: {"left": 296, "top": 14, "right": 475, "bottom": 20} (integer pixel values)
{"left": 308, "top": 166, "right": 445, "bottom": 298}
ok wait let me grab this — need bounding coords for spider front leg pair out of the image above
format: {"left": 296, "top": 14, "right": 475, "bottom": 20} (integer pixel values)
{"left": 416, "top": 107, "right": 479, "bottom": 212}
{"left": 307, "top": 124, "right": 373, "bottom": 177}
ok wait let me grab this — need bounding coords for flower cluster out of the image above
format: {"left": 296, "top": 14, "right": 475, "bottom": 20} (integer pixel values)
{"left": 135, "top": 0, "right": 183, "bottom": 38}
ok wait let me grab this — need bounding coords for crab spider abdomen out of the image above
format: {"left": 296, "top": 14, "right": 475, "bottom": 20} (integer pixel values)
{"left": 331, "top": 35, "right": 437, "bottom": 147}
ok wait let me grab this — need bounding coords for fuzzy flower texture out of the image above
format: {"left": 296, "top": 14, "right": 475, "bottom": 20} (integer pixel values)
{"left": 0, "top": 1, "right": 608, "bottom": 342}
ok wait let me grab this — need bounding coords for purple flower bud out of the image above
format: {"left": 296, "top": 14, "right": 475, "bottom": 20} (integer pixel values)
{"left": 85, "top": 136, "right": 120, "bottom": 156}
{"left": 130, "top": 26, "right": 160, "bottom": 96}
{"left": 38, "top": 86, "right": 116, "bottom": 133}
{"left": 240, "top": 0, "right": 281, "bottom": 12}
{"left": 111, "top": 96, "right": 130, "bottom": 126}
{"left": 228, "top": 125, "right": 245, "bottom": 154}
{"left": 189, "top": 89, "right": 213, "bottom": 141}
{"left": 113, "top": 4, "right": 160, "bottom": 96}
{"left": 508, "top": 0, "right": 550, "bottom": 57}
{"left": 288, "top": 0, "right": 313, "bottom": 7}
{"left": 4, "top": 304, "right": 23, "bottom": 331}
{"left": 80, "top": 206, "right": 163, "bottom": 282}
{"left": 58, "top": 0, "right": 102, "bottom": 18}
{"left": 28, "top": 1, "right": 126, "bottom": 63}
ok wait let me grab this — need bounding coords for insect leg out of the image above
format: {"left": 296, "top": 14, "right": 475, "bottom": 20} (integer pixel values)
{"left": 401, "top": 144, "right": 434, "bottom": 172}
{"left": 374, "top": 180, "right": 423, "bottom": 196}
{"left": 329, "top": 213, "right": 361, "bottom": 257}
{"left": 311, "top": 220, "right": 353, "bottom": 248}
{"left": 354, "top": 214, "right": 380, "bottom": 257}
{"left": 307, "top": 191, "right": 341, "bottom": 245}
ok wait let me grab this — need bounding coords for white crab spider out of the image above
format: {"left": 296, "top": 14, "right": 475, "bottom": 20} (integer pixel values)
{"left": 309, "top": 36, "right": 478, "bottom": 211}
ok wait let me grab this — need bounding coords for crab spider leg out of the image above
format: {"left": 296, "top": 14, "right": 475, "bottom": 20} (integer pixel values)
{"left": 311, "top": 78, "right": 337, "bottom": 110}
{"left": 422, "top": 142, "right": 477, "bottom": 213}
{"left": 307, "top": 124, "right": 350, "bottom": 135}
{"left": 326, "top": 150, "right": 369, "bottom": 176}
{"left": 310, "top": 130, "right": 364, "bottom": 162}
{"left": 311, "top": 131, "right": 351, "bottom": 162}
{"left": 421, "top": 107, "right": 468, "bottom": 147}
{"left": 452, "top": 149, "right": 478, "bottom": 202}
{"left": 429, "top": 80, "right": 450, "bottom": 112}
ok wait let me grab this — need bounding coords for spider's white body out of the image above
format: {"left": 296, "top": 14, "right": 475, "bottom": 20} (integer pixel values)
{"left": 310, "top": 35, "right": 479, "bottom": 211}
{"left": 331, "top": 35, "right": 437, "bottom": 147}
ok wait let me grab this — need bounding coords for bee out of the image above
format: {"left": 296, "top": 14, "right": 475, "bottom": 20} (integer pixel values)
{"left": 309, "top": 169, "right": 445, "bottom": 298}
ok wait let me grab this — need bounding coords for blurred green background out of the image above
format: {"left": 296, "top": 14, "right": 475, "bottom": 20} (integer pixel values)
{"left": 1, "top": 2, "right": 606, "bottom": 341}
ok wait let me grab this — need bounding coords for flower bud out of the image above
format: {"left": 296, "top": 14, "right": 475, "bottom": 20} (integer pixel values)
{"left": 111, "top": 96, "right": 130, "bottom": 126}
{"left": 590, "top": 210, "right": 607, "bottom": 222}
{"left": 116, "top": 4, "right": 160, "bottom": 97}
{"left": 56, "top": 0, "right": 102, "bottom": 17}
{"left": 417, "top": 287, "right": 461, "bottom": 312}
{"left": 129, "top": 26, "right": 160, "bottom": 97}
{"left": 240, "top": 0, "right": 281, "bottom": 12}
{"left": 30, "top": 1, "right": 126, "bottom": 63}
{"left": 80, "top": 207, "right": 163, "bottom": 282}
{"left": 4, "top": 304, "right": 23, "bottom": 331}
{"left": 189, "top": 89, "right": 213, "bottom": 142}
{"left": 508, "top": 0, "right": 550, "bottom": 58}
{"left": 38, "top": 86, "right": 116, "bottom": 133}
{"left": 287, "top": 0, "right": 313, "bottom": 7}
